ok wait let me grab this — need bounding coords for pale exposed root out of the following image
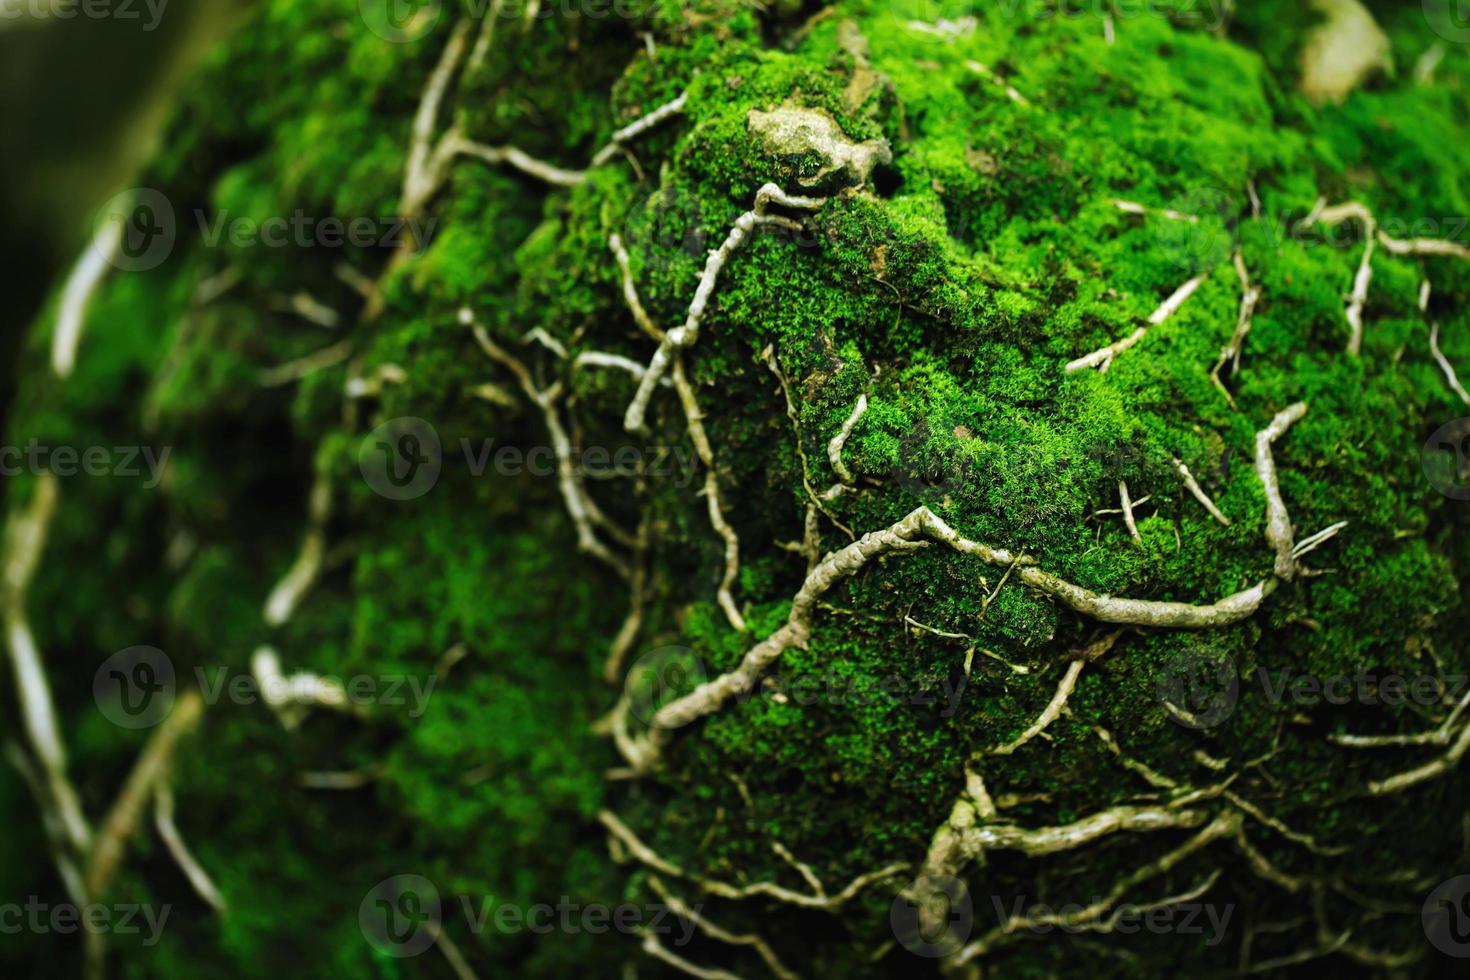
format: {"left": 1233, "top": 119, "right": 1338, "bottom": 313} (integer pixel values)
{"left": 263, "top": 470, "right": 331, "bottom": 626}
{"left": 598, "top": 809, "right": 905, "bottom": 911}
{"left": 826, "top": 394, "right": 867, "bottom": 485}
{"left": 904, "top": 616, "right": 972, "bottom": 642}
{"left": 1232, "top": 825, "right": 1309, "bottom": 894}
{"left": 53, "top": 194, "right": 126, "bottom": 378}
{"left": 1065, "top": 273, "right": 1208, "bottom": 373}
{"left": 521, "top": 326, "right": 569, "bottom": 358}
{"left": 609, "top": 233, "right": 664, "bottom": 341}
{"left": 573, "top": 350, "right": 672, "bottom": 386}
{"left": 1253, "top": 402, "right": 1308, "bottom": 580}
{"left": 988, "top": 660, "right": 1084, "bottom": 756}
{"left": 297, "top": 767, "right": 382, "bottom": 790}
{"left": 964, "top": 60, "right": 1029, "bottom": 106}
{"left": 1291, "top": 521, "right": 1346, "bottom": 563}
{"left": 1172, "top": 457, "right": 1231, "bottom": 525}
{"left": 673, "top": 357, "right": 747, "bottom": 631}
{"left": 603, "top": 518, "right": 650, "bottom": 684}
{"left": 426, "top": 921, "right": 481, "bottom": 980}
{"left": 1093, "top": 725, "right": 1179, "bottom": 790}
{"left": 618, "top": 504, "right": 1271, "bottom": 771}
{"left": 452, "top": 137, "right": 587, "bottom": 187}
{"left": 948, "top": 813, "right": 1237, "bottom": 968}
{"left": 608, "top": 239, "right": 743, "bottom": 628}
{"left": 250, "top": 647, "right": 359, "bottom": 731}
{"left": 258, "top": 339, "right": 354, "bottom": 388}
{"left": 647, "top": 877, "right": 801, "bottom": 980}
{"left": 1211, "top": 249, "right": 1260, "bottom": 408}
{"left": 1299, "top": 201, "right": 1376, "bottom": 355}
{"left": 623, "top": 184, "right": 826, "bottom": 432}
{"left": 270, "top": 290, "right": 341, "bottom": 328}
{"left": 1117, "top": 480, "right": 1143, "bottom": 543}
{"left": 466, "top": 0, "right": 504, "bottom": 73}
{"left": 153, "top": 780, "right": 227, "bottom": 912}
{"left": 3, "top": 741, "right": 87, "bottom": 905}
{"left": 2, "top": 474, "right": 91, "bottom": 854}
{"left": 1222, "top": 790, "right": 1348, "bottom": 856}
{"left": 641, "top": 931, "right": 744, "bottom": 980}
{"left": 1429, "top": 321, "right": 1470, "bottom": 406}
{"left": 1111, "top": 199, "right": 1199, "bottom": 223}
{"left": 1356, "top": 714, "right": 1470, "bottom": 796}
{"left": 86, "top": 690, "right": 205, "bottom": 900}
{"left": 1344, "top": 236, "right": 1375, "bottom": 356}
{"left": 589, "top": 91, "right": 689, "bottom": 167}
{"left": 1331, "top": 687, "right": 1470, "bottom": 749}
{"left": 1376, "top": 230, "right": 1470, "bottom": 262}
{"left": 762, "top": 346, "right": 853, "bottom": 539}
{"left": 467, "top": 310, "right": 633, "bottom": 579}
{"left": 401, "top": 19, "right": 474, "bottom": 222}
{"left": 346, "top": 363, "right": 409, "bottom": 399}
{"left": 922, "top": 766, "right": 1211, "bottom": 882}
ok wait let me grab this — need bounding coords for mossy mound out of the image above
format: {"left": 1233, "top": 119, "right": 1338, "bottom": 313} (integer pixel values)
{"left": 4, "top": 1, "right": 1470, "bottom": 977}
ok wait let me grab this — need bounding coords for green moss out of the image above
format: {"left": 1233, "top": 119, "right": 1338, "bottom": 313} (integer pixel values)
{"left": 6, "top": 1, "right": 1470, "bottom": 976}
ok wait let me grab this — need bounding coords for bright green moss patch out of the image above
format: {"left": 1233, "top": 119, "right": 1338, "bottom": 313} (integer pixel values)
{"left": 6, "top": 1, "right": 1470, "bottom": 977}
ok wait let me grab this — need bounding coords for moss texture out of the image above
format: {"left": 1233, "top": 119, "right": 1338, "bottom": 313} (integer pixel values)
{"left": 5, "top": 1, "right": 1470, "bottom": 977}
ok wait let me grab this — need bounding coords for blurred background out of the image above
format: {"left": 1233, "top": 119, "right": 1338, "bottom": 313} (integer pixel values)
{"left": 0, "top": 0, "right": 251, "bottom": 422}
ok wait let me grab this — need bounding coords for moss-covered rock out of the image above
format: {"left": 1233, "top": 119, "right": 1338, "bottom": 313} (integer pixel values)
{"left": 5, "top": 1, "right": 1470, "bottom": 976}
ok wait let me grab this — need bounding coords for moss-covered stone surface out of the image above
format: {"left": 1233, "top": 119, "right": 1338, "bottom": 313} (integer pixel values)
{"left": 5, "top": 1, "right": 1470, "bottom": 976}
